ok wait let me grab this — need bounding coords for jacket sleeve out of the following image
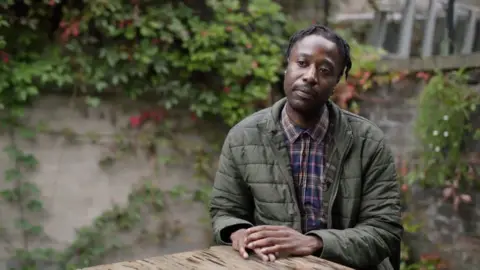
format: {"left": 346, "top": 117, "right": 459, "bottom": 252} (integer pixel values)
{"left": 209, "top": 131, "right": 254, "bottom": 245}
{"left": 306, "top": 138, "right": 403, "bottom": 269}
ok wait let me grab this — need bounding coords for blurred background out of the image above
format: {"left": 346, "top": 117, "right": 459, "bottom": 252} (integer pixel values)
{"left": 0, "top": 0, "right": 479, "bottom": 269}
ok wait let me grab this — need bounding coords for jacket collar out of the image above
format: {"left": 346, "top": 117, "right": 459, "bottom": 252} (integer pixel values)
{"left": 257, "top": 97, "right": 353, "bottom": 156}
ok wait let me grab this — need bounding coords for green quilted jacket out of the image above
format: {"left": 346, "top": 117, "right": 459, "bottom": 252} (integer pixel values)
{"left": 209, "top": 98, "right": 403, "bottom": 270}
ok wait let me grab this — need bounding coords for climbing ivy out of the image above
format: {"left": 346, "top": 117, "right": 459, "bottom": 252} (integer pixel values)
{"left": 412, "top": 70, "right": 480, "bottom": 209}
{"left": 0, "top": 119, "right": 44, "bottom": 270}
{"left": 0, "top": 0, "right": 289, "bottom": 127}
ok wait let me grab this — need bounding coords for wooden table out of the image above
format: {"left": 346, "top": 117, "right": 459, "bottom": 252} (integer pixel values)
{"left": 82, "top": 245, "right": 353, "bottom": 270}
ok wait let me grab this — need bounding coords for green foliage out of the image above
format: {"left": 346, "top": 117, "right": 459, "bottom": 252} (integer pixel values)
{"left": 414, "top": 70, "right": 480, "bottom": 189}
{"left": 0, "top": 0, "right": 288, "bottom": 126}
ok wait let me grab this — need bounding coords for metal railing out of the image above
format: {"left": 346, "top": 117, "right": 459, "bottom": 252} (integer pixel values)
{"left": 337, "top": 0, "right": 480, "bottom": 58}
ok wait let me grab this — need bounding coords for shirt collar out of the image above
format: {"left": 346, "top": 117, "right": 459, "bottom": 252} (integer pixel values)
{"left": 281, "top": 104, "right": 329, "bottom": 143}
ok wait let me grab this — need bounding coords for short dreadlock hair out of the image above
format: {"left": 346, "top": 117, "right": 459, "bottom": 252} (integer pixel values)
{"left": 285, "top": 24, "right": 352, "bottom": 80}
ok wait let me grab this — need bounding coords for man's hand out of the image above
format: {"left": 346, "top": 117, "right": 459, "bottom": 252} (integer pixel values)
{"left": 244, "top": 225, "right": 323, "bottom": 256}
{"left": 230, "top": 228, "right": 277, "bottom": 261}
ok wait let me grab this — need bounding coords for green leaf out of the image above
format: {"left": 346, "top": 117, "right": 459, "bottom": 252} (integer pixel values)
{"left": 0, "top": 190, "right": 16, "bottom": 202}
{"left": 19, "top": 127, "right": 36, "bottom": 139}
{"left": 85, "top": 96, "right": 101, "bottom": 107}
{"left": 26, "top": 199, "right": 43, "bottom": 212}
{"left": 125, "top": 27, "right": 136, "bottom": 39}
{"left": 4, "top": 168, "right": 22, "bottom": 182}
{"left": 95, "top": 81, "right": 108, "bottom": 92}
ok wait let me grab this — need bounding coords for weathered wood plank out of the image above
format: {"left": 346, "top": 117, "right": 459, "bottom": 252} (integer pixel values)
{"left": 376, "top": 52, "right": 480, "bottom": 72}
{"left": 81, "top": 245, "right": 353, "bottom": 270}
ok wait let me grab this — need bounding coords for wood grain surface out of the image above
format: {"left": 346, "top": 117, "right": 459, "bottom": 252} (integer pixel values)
{"left": 81, "top": 245, "right": 353, "bottom": 270}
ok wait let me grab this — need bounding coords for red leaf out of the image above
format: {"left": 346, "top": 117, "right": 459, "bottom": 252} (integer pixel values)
{"left": 420, "top": 253, "right": 440, "bottom": 262}
{"left": 129, "top": 115, "right": 142, "bottom": 128}
{"left": 72, "top": 23, "right": 79, "bottom": 37}
{"left": 61, "top": 28, "right": 71, "bottom": 43}
{"left": 190, "top": 112, "right": 197, "bottom": 121}
{"left": 1, "top": 52, "right": 9, "bottom": 63}
{"left": 453, "top": 196, "right": 460, "bottom": 211}
{"left": 141, "top": 111, "right": 151, "bottom": 119}
{"left": 460, "top": 194, "right": 472, "bottom": 203}
{"left": 362, "top": 71, "right": 371, "bottom": 79}
{"left": 443, "top": 187, "right": 453, "bottom": 199}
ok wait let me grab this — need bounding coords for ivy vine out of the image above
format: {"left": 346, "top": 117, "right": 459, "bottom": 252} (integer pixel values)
{"left": 412, "top": 70, "right": 480, "bottom": 209}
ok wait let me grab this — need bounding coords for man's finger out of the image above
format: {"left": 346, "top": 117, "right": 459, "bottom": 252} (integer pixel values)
{"left": 267, "top": 253, "right": 276, "bottom": 262}
{"left": 247, "top": 237, "right": 287, "bottom": 249}
{"left": 239, "top": 244, "right": 249, "bottom": 259}
{"left": 253, "top": 248, "right": 269, "bottom": 262}
{"left": 245, "top": 231, "right": 287, "bottom": 246}
{"left": 261, "top": 243, "right": 290, "bottom": 255}
{"left": 246, "top": 225, "right": 286, "bottom": 234}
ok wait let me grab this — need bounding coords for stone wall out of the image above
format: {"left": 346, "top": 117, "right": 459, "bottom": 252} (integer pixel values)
{"left": 0, "top": 96, "right": 215, "bottom": 269}
{"left": 406, "top": 187, "right": 480, "bottom": 270}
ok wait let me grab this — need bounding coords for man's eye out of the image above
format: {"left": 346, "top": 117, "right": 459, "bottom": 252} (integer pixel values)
{"left": 297, "top": 60, "right": 307, "bottom": 67}
{"left": 319, "top": 68, "right": 330, "bottom": 74}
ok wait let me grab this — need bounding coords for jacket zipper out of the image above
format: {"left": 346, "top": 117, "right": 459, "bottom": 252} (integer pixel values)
{"left": 327, "top": 135, "right": 353, "bottom": 229}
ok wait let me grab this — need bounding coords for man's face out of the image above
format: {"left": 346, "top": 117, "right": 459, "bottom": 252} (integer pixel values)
{"left": 283, "top": 34, "right": 342, "bottom": 114}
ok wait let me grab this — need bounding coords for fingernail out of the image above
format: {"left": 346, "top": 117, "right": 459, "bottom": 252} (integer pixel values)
{"left": 247, "top": 243, "right": 253, "bottom": 248}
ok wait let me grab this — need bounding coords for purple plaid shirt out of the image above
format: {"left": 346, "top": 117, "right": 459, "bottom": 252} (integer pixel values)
{"left": 281, "top": 105, "right": 329, "bottom": 233}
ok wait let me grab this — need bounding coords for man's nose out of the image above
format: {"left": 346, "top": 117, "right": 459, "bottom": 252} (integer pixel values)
{"left": 302, "top": 65, "right": 317, "bottom": 85}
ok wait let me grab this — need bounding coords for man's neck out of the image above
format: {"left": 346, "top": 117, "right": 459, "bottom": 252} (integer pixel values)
{"left": 285, "top": 103, "right": 325, "bottom": 129}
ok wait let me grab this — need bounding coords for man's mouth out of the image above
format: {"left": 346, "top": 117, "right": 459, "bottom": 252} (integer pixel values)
{"left": 294, "top": 88, "right": 313, "bottom": 99}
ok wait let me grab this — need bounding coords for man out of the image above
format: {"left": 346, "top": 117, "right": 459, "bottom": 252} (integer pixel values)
{"left": 209, "top": 25, "right": 403, "bottom": 270}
